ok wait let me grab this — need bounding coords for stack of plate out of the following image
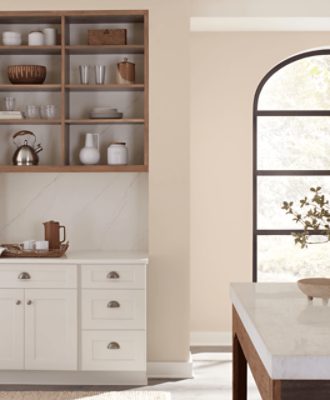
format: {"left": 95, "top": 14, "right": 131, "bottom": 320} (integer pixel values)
{"left": 90, "top": 107, "right": 123, "bottom": 119}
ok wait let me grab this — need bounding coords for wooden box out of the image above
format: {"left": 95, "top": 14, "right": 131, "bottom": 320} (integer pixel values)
{"left": 88, "top": 29, "right": 127, "bottom": 45}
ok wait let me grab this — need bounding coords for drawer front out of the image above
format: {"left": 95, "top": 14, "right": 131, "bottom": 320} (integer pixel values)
{"left": 81, "top": 264, "right": 146, "bottom": 289}
{"left": 82, "top": 289, "right": 146, "bottom": 330}
{"left": 81, "top": 330, "right": 146, "bottom": 371}
{"left": 0, "top": 264, "right": 77, "bottom": 288}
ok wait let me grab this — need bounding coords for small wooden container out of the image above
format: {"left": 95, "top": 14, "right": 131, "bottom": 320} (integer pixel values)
{"left": 88, "top": 29, "right": 127, "bottom": 45}
{"left": 116, "top": 58, "right": 135, "bottom": 84}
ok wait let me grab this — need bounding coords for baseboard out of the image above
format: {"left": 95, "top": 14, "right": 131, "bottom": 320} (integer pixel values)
{"left": 190, "top": 331, "right": 232, "bottom": 347}
{"left": 0, "top": 371, "right": 147, "bottom": 385}
{"left": 147, "top": 352, "right": 193, "bottom": 379}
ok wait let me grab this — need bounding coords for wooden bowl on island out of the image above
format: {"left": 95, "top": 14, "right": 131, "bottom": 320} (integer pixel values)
{"left": 8, "top": 65, "right": 46, "bottom": 84}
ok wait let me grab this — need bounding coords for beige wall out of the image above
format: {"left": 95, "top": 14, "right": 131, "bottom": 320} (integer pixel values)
{"left": 191, "top": 0, "right": 330, "bottom": 17}
{"left": 190, "top": 32, "right": 330, "bottom": 333}
{"left": 0, "top": 0, "right": 190, "bottom": 363}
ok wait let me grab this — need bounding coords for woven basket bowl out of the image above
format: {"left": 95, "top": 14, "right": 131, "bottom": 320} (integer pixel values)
{"left": 8, "top": 64, "right": 46, "bottom": 84}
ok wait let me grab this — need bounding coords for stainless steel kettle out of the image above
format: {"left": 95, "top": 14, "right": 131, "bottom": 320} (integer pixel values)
{"left": 12, "top": 130, "right": 43, "bottom": 166}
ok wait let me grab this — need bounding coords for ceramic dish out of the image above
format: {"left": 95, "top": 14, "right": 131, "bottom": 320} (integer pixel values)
{"left": 297, "top": 278, "right": 330, "bottom": 305}
{"left": 92, "top": 107, "right": 118, "bottom": 113}
{"left": 90, "top": 112, "right": 123, "bottom": 119}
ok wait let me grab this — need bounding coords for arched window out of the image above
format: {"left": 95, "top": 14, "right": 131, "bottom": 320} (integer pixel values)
{"left": 253, "top": 49, "right": 330, "bottom": 282}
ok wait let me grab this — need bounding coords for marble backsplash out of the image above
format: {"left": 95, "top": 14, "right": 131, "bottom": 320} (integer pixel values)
{"left": 0, "top": 173, "right": 148, "bottom": 251}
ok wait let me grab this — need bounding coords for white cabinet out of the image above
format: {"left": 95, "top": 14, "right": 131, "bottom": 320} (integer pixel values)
{"left": 0, "top": 289, "right": 24, "bottom": 370}
{"left": 0, "top": 265, "right": 77, "bottom": 371}
{"left": 25, "top": 289, "right": 77, "bottom": 370}
{"left": 81, "top": 264, "right": 146, "bottom": 372}
{"left": 0, "top": 256, "right": 147, "bottom": 384}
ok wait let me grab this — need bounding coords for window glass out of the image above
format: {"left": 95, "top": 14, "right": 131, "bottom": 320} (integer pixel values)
{"left": 258, "top": 235, "right": 330, "bottom": 282}
{"left": 258, "top": 55, "right": 330, "bottom": 110}
{"left": 257, "top": 176, "right": 330, "bottom": 229}
{"left": 257, "top": 117, "right": 330, "bottom": 170}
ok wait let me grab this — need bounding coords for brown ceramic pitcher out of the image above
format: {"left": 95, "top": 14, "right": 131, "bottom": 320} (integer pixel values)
{"left": 43, "top": 220, "right": 66, "bottom": 249}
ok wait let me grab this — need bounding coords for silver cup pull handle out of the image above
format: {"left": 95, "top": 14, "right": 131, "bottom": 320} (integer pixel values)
{"left": 18, "top": 272, "right": 31, "bottom": 280}
{"left": 107, "top": 300, "right": 120, "bottom": 308}
{"left": 107, "top": 341, "right": 120, "bottom": 350}
{"left": 107, "top": 271, "right": 120, "bottom": 280}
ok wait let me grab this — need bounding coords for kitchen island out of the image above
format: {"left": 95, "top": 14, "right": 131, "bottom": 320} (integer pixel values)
{"left": 231, "top": 282, "right": 330, "bottom": 400}
{"left": 0, "top": 251, "right": 148, "bottom": 385}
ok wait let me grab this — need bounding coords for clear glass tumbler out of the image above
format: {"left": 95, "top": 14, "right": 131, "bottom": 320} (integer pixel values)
{"left": 4, "top": 96, "right": 15, "bottom": 111}
{"left": 25, "top": 105, "right": 40, "bottom": 119}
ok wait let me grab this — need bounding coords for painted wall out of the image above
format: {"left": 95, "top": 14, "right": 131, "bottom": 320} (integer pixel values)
{"left": 0, "top": 0, "right": 190, "bottom": 363}
{"left": 190, "top": 32, "right": 330, "bottom": 335}
{"left": 191, "top": 0, "right": 330, "bottom": 17}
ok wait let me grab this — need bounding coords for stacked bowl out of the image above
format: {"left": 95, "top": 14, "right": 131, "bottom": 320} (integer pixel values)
{"left": 2, "top": 31, "right": 22, "bottom": 46}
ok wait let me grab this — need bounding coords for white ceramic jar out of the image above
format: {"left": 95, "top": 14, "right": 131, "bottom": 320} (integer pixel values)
{"left": 107, "top": 142, "right": 128, "bottom": 165}
{"left": 28, "top": 31, "right": 44, "bottom": 46}
{"left": 43, "top": 28, "right": 56, "bottom": 45}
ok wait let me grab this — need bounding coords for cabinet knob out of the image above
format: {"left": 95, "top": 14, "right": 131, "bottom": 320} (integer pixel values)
{"left": 107, "top": 300, "right": 120, "bottom": 308}
{"left": 18, "top": 272, "right": 31, "bottom": 280}
{"left": 16, "top": 300, "right": 21, "bottom": 305}
{"left": 26, "top": 300, "right": 32, "bottom": 305}
{"left": 107, "top": 341, "right": 120, "bottom": 350}
{"left": 107, "top": 271, "right": 120, "bottom": 280}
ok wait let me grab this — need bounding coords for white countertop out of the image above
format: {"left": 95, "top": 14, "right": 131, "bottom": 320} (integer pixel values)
{"left": 230, "top": 282, "right": 330, "bottom": 380}
{"left": 0, "top": 250, "right": 148, "bottom": 264}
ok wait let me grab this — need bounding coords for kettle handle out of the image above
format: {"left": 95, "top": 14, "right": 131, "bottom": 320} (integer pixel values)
{"left": 59, "top": 225, "right": 66, "bottom": 244}
{"left": 13, "top": 131, "right": 36, "bottom": 147}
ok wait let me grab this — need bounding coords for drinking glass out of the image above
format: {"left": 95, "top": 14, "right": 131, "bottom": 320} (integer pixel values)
{"left": 79, "top": 65, "right": 90, "bottom": 84}
{"left": 4, "top": 96, "right": 15, "bottom": 111}
{"left": 25, "top": 105, "right": 40, "bottom": 119}
{"left": 95, "top": 65, "right": 106, "bottom": 84}
{"left": 40, "top": 104, "right": 56, "bottom": 119}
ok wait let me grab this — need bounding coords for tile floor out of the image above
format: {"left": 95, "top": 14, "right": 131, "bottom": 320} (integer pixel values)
{"left": 142, "top": 351, "right": 260, "bottom": 400}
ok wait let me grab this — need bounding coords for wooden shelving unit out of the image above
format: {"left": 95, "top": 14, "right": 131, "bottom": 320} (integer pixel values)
{"left": 0, "top": 10, "right": 149, "bottom": 172}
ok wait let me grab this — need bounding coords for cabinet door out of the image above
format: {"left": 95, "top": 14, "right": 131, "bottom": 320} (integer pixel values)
{"left": 0, "top": 289, "right": 24, "bottom": 369}
{"left": 25, "top": 289, "right": 77, "bottom": 370}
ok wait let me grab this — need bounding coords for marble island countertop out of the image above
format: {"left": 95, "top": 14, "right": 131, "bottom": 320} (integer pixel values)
{"left": 231, "top": 282, "right": 330, "bottom": 380}
{"left": 0, "top": 250, "right": 148, "bottom": 264}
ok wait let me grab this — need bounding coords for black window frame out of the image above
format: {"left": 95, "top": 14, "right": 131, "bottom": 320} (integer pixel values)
{"left": 253, "top": 49, "right": 330, "bottom": 282}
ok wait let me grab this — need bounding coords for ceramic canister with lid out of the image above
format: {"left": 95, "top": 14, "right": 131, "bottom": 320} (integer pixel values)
{"left": 28, "top": 31, "right": 44, "bottom": 46}
{"left": 107, "top": 142, "right": 128, "bottom": 165}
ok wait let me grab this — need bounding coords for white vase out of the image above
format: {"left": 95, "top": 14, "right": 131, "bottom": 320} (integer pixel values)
{"left": 79, "top": 133, "right": 100, "bottom": 165}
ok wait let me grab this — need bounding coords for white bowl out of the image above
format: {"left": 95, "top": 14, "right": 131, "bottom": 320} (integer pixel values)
{"left": 2, "top": 31, "right": 21, "bottom": 46}
{"left": 2, "top": 37, "right": 22, "bottom": 46}
{"left": 3, "top": 31, "right": 20, "bottom": 38}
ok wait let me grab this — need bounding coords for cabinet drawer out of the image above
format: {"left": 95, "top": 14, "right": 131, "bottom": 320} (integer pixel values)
{"left": 82, "top": 289, "right": 146, "bottom": 330}
{"left": 0, "top": 264, "right": 77, "bottom": 288}
{"left": 81, "top": 330, "right": 146, "bottom": 371}
{"left": 81, "top": 264, "right": 146, "bottom": 289}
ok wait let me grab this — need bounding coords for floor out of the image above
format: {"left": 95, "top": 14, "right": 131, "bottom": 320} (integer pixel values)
{"left": 142, "top": 350, "right": 260, "bottom": 400}
{"left": 0, "top": 349, "right": 261, "bottom": 399}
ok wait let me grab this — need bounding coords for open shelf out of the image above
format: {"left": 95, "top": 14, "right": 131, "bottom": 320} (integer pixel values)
{"left": 65, "top": 84, "right": 144, "bottom": 92}
{"left": 0, "top": 84, "right": 61, "bottom": 92}
{"left": 0, "top": 119, "right": 61, "bottom": 125}
{"left": 0, "top": 164, "right": 148, "bottom": 173}
{"left": 65, "top": 45, "right": 144, "bottom": 55}
{"left": 0, "top": 45, "right": 61, "bottom": 55}
{"left": 0, "top": 10, "right": 149, "bottom": 173}
{"left": 65, "top": 118, "right": 144, "bottom": 125}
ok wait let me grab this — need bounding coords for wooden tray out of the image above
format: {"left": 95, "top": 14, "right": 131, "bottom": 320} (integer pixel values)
{"left": 0, "top": 242, "right": 69, "bottom": 258}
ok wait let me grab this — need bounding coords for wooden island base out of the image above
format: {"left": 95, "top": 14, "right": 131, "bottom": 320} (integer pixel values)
{"left": 233, "top": 307, "right": 330, "bottom": 400}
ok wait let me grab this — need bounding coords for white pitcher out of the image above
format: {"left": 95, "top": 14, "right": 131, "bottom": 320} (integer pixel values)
{"left": 79, "top": 133, "right": 100, "bottom": 165}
